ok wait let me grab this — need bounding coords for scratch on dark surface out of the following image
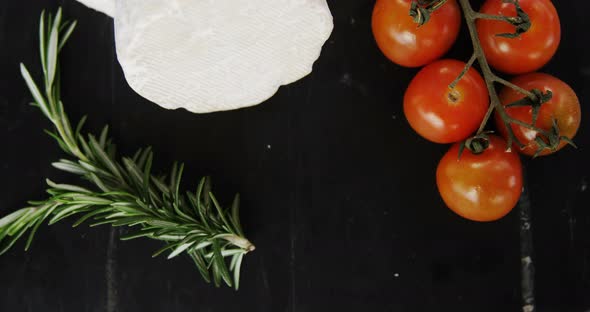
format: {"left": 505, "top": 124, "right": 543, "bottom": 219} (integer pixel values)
{"left": 106, "top": 228, "right": 118, "bottom": 312}
{"left": 260, "top": 258, "right": 270, "bottom": 294}
{"left": 519, "top": 169, "right": 536, "bottom": 312}
{"left": 565, "top": 177, "right": 587, "bottom": 243}
{"left": 305, "top": 74, "right": 315, "bottom": 105}
{"left": 580, "top": 177, "right": 588, "bottom": 192}
{"left": 584, "top": 249, "right": 589, "bottom": 281}
{"left": 337, "top": 73, "right": 368, "bottom": 96}
{"left": 289, "top": 207, "right": 297, "bottom": 312}
{"left": 567, "top": 203, "right": 576, "bottom": 243}
{"left": 287, "top": 76, "right": 316, "bottom": 312}
{"left": 340, "top": 73, "right": 352, "bottom": 87}
{"left": 565, "top": 196, "right": 576, "bottom": 243}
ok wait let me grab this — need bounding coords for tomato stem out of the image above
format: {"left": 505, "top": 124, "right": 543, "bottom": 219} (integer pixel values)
{"left": 454, "top": 0, "right": 548, "bottom": 151}
{"left": 473, "top": 12, "right": 522, "bottom": 24}
{"left": 476, "top": 101, "right": 496, "bottom": 134}
{"left": 427, "top": 0, "right": 449, "bottom": 11}
{"left": 507, "top": 117, "right": 551, "bottom": 138}
{"left": 457, "top": 0, "right": 518, "bottom": 144}
{"left": 449, "top": 52, "right": 477, "bottom": 89}
{"left": 492, "top": 75, "right": 537, "bottom": 99}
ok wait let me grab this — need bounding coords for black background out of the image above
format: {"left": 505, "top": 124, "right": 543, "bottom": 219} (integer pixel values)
{"left": 1, "top": 1, "right": 589, "bottom": 311}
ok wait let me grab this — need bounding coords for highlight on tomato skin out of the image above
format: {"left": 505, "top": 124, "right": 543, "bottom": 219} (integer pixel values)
{"left": 436, "top": 135, "right": 523, "bottom": 222}
{"left": 476, "top": 0, "right": 561, "bottom": 75}
{"left": 403, "top": 59, "right": 489, "bottom": 144}
{"left": 371, "top": 0, "right": 461, "bottom": 68}
{"left": 495, "top": 73, "right": 581, "bottom": 157}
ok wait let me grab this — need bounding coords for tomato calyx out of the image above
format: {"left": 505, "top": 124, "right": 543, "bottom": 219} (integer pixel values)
{"left": 531, "top": 119, "right": 578, "bottom": 158}
{"left": 505, "top": 89, "right": 553, "bottom": 125}
{"left": 410, "top": 0, "right": 450, "bottom": 26}
{"left": 412, "top": 0, "right": 532, "bottom": 37}
{"left": 482, "top": 0, "right": 531, "bottom": 39}
{"left": 501, "top": 88, "right": 577, "bottom": 157}
{"left": 458, "top": 132, "right": 493, "bottom": 158}
{"left": 373, "top": 0, "right": 461, "bottom": 67}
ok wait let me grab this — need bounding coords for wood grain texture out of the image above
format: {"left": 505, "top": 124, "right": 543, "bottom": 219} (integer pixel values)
{"left": 0, "top": 1, "right": 588, "bottom": 311}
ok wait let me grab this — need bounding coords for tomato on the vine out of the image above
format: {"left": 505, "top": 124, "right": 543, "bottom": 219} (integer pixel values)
{"left": 404, "top": 59, "right": 489, "bottom": 143}
{"left": 437, "top": 135, "right": 523, "bottom": 222}
{"left": 476, "top": 0, "right": 561, "bottom": 75}
{"left": 372, "top": 0, "right": 461, "bottom": 68}
{"left": 495, "top": 73, "right": 581, "bottom": 157}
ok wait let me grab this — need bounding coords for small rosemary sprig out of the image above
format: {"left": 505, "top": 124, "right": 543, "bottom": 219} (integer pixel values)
{"left": 0, "top": 8, "right": 254, "bottom": 289}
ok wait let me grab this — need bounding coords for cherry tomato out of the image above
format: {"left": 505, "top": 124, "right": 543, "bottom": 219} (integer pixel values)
{"left": 372, "top": 0, "right": 461, "bottom": 68}
{"left": 404, "top": 59, "right": 489, "bottom": 143}
{"left": 495, "top": 73, "right": 581, "bottom": 156}
{"left": 476, "top": 0, "right": 561, "bottom": 75}
{"left": 437, "top": 135, "right": 523, "bottom": 222}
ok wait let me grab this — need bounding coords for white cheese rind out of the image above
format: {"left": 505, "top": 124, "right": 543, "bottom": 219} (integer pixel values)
{"left": 75, "top": 0, "right": 115, "bottom": 17}
{"left": 114, "top": 0, "right": 333, "bottom": 113}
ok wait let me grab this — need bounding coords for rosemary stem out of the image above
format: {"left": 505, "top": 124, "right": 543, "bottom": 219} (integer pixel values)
{"left": 223, "top": 235, "right": 256, "bottom": 253}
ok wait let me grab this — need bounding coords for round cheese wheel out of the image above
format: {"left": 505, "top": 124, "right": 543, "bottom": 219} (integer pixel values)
{"left": 114, "top": 0, "right": 333, "bottom": 113}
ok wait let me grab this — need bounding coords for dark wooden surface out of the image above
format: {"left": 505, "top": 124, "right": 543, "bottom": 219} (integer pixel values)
{"left": 1, "top": 1, "right": 589, "bottom": 311}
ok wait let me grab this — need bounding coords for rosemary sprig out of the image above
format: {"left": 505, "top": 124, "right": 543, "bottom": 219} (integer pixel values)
{"left": 0, "top": 8, "right": 255, "bottom": 290}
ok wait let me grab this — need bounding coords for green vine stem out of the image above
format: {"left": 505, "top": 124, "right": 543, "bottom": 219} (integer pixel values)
{"left": 457, "top": 0, "right": 531, "bottom": 149}
{"left": 458, "top": 0, "right": 575, "bottom": 156}
{"left": 412, "top": 0, "right": 574, "bottom": 156}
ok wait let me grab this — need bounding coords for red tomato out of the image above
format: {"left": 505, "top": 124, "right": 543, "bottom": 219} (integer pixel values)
{"left": 495, "top": 73, "right": 581, "bottom": 156}
{"left": 437, "top": 135, "right": 523, "bottom": 222}
{"left": 372, "top": 0, "right": 461, "bottom": 67}
{"left": 476, "top": 0, "right": 561, "bottom": 75}
{"left": 404, "top": 59, "right": 489, "bottom": 143}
